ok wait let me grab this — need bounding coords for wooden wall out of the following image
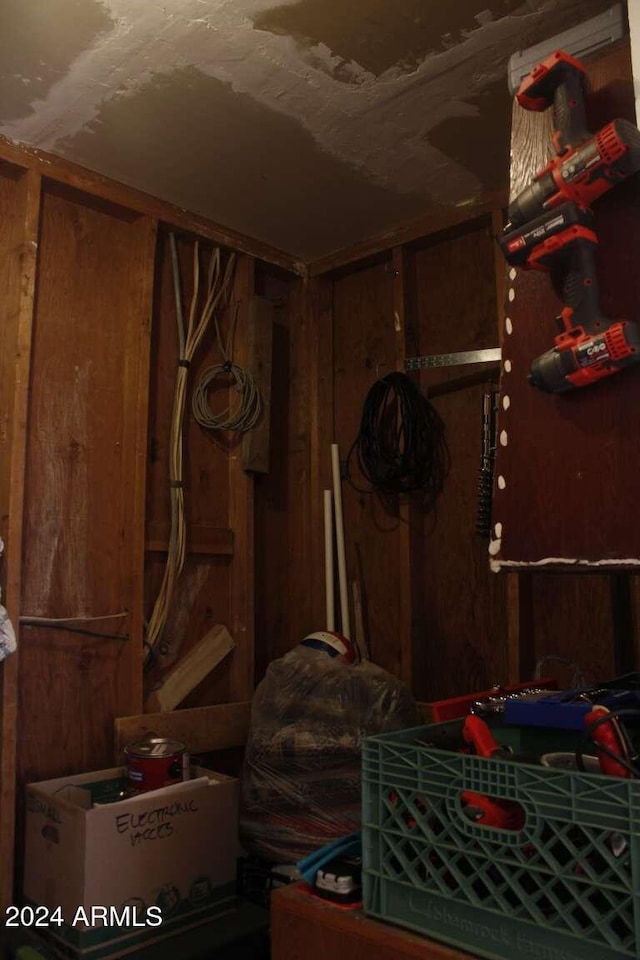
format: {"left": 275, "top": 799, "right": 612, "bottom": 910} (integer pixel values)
{"left": 493, "top": 40, "right": 640, "bottom": 566}
{"left": 144, "top": 231, "right": 257, "bottom": 707}
{"left": 255, "top": 224, "right": 511, "bottom": 700}
{"left": 0, "top": 138, "right": 300, "bottom": 909}
{"left": 0, "top": 162, "right": 39, "bottom": 912}
{"left": 254, "top": 210, "right": 634, "bottom": 705}
{"left": 3, "top": 35, "right": 640, "bottom": 908}
{"left": 412, "top": 222, "right": 509, "bottom": 699}
{"left": 18, "top": 183, "right": 155, "bottom": 786}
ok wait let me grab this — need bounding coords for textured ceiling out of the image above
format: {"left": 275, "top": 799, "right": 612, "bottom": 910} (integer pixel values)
{"left": 0, "top": 0, "right": 619, "bottom": 262}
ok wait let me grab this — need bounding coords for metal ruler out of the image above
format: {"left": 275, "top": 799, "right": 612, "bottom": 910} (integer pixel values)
{"left": 405, "top": 347, "right": 501, "bottom": 371}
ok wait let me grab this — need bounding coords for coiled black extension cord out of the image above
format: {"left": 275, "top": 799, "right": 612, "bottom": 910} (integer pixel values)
{"left": 346, "top": 372, "right": 450, "bottom": 510}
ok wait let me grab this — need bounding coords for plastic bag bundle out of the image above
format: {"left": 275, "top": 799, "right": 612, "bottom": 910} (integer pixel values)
{"left": 0, "top": 604, "right": 16, "bottom": 663}
{"left": 240, "top": 645, "right": 419, "bottom": 863}
{"left": 0, "top": 539, "right": 15, "bottom": 663}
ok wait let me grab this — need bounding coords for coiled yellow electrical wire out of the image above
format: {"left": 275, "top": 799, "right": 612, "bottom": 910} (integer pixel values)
{"left": 191, "top": 303, "right": 262, "bottom": 433}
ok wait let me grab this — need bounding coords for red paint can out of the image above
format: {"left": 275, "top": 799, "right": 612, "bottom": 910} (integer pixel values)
{"left": 124, "top": 737, "right": 189, "bottom": 796}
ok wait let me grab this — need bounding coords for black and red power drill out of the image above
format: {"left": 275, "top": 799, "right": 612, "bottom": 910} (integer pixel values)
{"left": 499, "top": 50, "right": 640, "bottom": 393}
{"left": 502, "top": 200, "right": 640, "bottom": 391}
{"left": 506, "top": 50, "right": 640, "bottom": 229}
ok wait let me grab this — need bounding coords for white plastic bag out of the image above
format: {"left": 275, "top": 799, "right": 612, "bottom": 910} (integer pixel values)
{"left": 0, "top": 539, "right": 16, "bottom": 662}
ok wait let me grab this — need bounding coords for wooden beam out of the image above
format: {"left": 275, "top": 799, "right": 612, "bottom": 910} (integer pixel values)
{"left": 228, "top": 256, "right": 256, "bottom": 701}
{"left": 241, "top": 297, "right": 275, "bottom": 474}
{"left": 307, "top": 277, "right": 335, "bottom": 632}
{"left": 391, "top": 246, "right": 423, "bottom": 691}
{"left": 146, "top": 624, "right": 235, "bottom": 712}
{"left": 307, "top": 189, "right": 508, "bottom": 278}
{"left": 124, "top": 215, "right": 157, "bottom": 715}
{"left": 0, "top": 167, "right": 41, "bottom": 911}
{"left": 0, "top": 134, "right": 305, "bottom": 278}
{"left": 114, "top": 701, "right": 252, "bottom": 758}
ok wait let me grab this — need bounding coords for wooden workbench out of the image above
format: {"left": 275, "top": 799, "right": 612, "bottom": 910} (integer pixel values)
{"left": 270, "top": 883, "right": 479, "bottom": 960}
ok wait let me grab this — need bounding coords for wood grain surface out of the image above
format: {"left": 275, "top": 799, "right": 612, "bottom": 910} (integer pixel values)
{"left": 252, "top": 266, "right": 300, "bottom": 675}
{"left": 271, "top": 883, "right": 478, "bottom": 960}
{"left": 412, "top": 221, "right": 508, "bottom": 699}
{"left": 493, "top": 40, "right": 640, "bottom": 566}
{"left": 18, "top": 183, "right": 155, "bottom": 783}
{"left": 0, "top": 165, "right": 41, "bottom": 910}
{"left": 332, "top": 259, "right": 407, "bottom": 680}
{"left": 114, "top": 700, "right": 251, "bottom": 758}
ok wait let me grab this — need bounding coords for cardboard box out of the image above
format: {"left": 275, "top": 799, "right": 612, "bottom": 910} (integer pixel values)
{"left": 23, "top": 767, "right": 239, "bottom": 959}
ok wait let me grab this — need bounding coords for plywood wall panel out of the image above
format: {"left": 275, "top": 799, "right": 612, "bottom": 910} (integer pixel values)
{"left": 414, "top": 221, "right": 500, "bottom": 356}
{"left": 18, "top": 184, "right": 155, "bottom": 782}
{"left": 492, "top": 40, "right": 640, "bottom": 566}
{"left": 332, "top": 260, "right": 407, "bottom": 679}
{"left": 413, "top": 222, "right": 508, "bottom": 700}
{"left": 528, "top": 573, "right": 616, "bottom": 684}
{"left": 254, "top": 270, "right": 334, "bottom": 672}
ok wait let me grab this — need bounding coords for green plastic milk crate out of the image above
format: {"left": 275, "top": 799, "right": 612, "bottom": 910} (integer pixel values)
{"left": 362, "top": 720, "right": 640, "bottom": 960}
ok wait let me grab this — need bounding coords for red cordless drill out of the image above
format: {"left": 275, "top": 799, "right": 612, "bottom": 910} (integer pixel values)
{"left": 506, "top": 50, "right": 640, "bottom": 231}
{"left": 529, "top": 218, "right": 640, "bottom": 392}
{"left": 500, "top": 201, "right": 640, "bottom": 392}
{"left": 500, "top": 50, "right": 640, "bottom": 392}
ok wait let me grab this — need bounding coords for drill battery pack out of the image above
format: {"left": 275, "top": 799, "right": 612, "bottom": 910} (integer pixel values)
{"left": 499, "top": 201, "right": 593, "bottom": 268}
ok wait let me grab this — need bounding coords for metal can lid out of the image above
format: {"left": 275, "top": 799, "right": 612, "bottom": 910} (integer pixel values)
{"left": 125, "top": 737, "right": 187, "bottom": 758}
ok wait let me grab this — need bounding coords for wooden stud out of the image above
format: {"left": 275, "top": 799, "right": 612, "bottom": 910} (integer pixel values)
{"left": 391, "top": 245, "right": 423, "bottom": 690}
{"left": 308, "top": 279, "right": 336, "bottom": 633}
{"left": 123, "top": 216, "right": 158, "bottom": 714}
{"left": 241, "top": 297, "right": 275, "bottom": 474}
{"left": 228, "top": 256, "right": 256, "bottom": 701}
{"left": 280, "top": 276, "right": 324, "bottom": 647}
{"left": 0, "top": 167, "right": 41, "bottom": 911}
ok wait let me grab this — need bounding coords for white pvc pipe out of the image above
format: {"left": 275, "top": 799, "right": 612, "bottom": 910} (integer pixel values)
{"left": 323, "top": 489, "right": 335, "bottom": 631}
{"left": 331, "top": 443, "right": 350, "bottom": 639}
